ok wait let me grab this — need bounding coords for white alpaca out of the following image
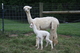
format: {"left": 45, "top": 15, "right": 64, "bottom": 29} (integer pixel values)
{"left": 23, "top": 6, "right": 59, "bottom": 46}
{"left": 30, "top": 22, "right": 53, "bottom": 50}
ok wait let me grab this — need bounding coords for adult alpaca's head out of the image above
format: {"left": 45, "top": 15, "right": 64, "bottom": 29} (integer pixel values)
{"left": 23, "top": 6, "right": 32, "bottom": 13}
{"left": 23, "top": 6, "right": 33, "bottom": 24}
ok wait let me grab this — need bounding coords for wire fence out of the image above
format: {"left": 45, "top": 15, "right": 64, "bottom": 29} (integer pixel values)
{"left": 0, "top": 3, "right": 39, "bottom": 32}
{"left": 0, "top": 3, "right": 80, "bottom": 32}
{"left": 3, "top": 4, "right": 39, "bottom": 23}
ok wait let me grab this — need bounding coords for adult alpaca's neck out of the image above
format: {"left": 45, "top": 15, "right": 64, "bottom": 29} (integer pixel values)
{"left": 26, "top": 10, "right": 33, "bottom": 24}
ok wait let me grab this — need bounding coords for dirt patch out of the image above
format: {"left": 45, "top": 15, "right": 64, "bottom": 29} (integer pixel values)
{"left": 9, "top": 32, "right": 34, "bottom": 37}
{"left": 24, "top": 32, "right": 34, "bottom": 36}
{"left": 8, "top": 31, "right": 71, "bottom": 38}
{"left": 59, "top": 35, "right": 72, "bottom": 38}
{"left": 9, "top": 34, "right": 18, "bottom": 37}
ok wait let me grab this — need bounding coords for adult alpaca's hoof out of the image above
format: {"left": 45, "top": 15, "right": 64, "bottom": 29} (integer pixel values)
{"left": 40, "top": 48, "right": 43, "bottom": 50}
{"left": 53, "top": 39, "right": 58, "bottom": 46}
{"left": 36, "top": 47, "right": 39, "bottom": 50}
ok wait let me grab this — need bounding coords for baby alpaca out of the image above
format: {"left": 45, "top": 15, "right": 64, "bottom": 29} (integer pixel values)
{"left": 30, "top": 22, "right": 53, "bottom": 50}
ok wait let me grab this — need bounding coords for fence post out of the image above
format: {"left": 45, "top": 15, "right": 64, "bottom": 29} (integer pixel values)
{"left": 39, "top": 2, "right": 43, "bottom": 17}
{"left": 2, "top": 3, "right": 4, "bottom": 32}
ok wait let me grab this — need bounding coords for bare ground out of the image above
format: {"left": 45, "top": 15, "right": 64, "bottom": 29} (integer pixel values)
{"left": 9, "top": 32, "right": 72, "bottom": 38}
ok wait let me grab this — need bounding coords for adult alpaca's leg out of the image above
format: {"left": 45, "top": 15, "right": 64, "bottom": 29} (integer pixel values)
{"left": 50, "top": 22, "right": 58, "bottom": 46}
{"left": 53, "top": 30, "right": 58, "bottom": 46}
{"left": 35, "top": 37, "right": 38, "bottom": 47}
{"left": 50, "top": 29, "right": 58, "bottom": 46}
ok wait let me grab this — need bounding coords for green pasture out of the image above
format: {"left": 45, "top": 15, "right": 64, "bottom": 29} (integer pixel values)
{"left": 0, "top": 19, "right": 80, "bottom": 36}
{"left": 0, "top": 19, "right": 32, "bottom": 33}
{"left": 0, "top": 19, "right": 80, "bottom": 53}
{"left": 58, "top": 22, "right": 80, "bottom": 36}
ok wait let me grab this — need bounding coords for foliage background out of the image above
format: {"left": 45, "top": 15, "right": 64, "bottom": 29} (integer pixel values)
{"left": 0, "top": 0, "right": 80, "bottom": 5}
{"left": 0, "top": 0, "right": 80, "bottom": 23}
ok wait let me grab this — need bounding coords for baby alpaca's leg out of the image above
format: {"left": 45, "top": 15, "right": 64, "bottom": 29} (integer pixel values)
{"left": 46, "top": 38, "right": 53, "bottom": 49}
{"left": 40, "top": 38, "right": 43, "bottom": 50}
{"left": 36, "top": 37, "right": 39, "bottom": 49}
{"left": 49, "top": 40, "right": 53, "bottom": 49}
{"left": 45, "top": 40, "right": 49, "bottom": 47}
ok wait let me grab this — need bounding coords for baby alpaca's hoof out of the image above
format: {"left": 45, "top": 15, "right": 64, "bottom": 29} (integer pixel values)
{"left": 45, "top": 45, "right": 48, "bottom": 47}
{"left": 51, "top": 48, "right": 54, "bottom": 50}
{"left": 35, "top": 45, "right": 37, "bottom": 47}
{"left": 54, "top": 44, "right": 56, "bottom": 46}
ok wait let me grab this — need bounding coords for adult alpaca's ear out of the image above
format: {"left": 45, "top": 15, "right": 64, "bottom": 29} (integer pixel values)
{"left": 29, "top": 6, "right": 32, "bottom": 9}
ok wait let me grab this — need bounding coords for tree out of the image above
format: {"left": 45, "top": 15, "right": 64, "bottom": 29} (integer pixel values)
{"left": 0, "top": 0, "right": 80, "bottom": 5}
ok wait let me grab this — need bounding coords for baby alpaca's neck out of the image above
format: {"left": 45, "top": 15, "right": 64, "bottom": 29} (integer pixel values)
{"left": 33, "top": 25, "right": 39, "bottom": 34}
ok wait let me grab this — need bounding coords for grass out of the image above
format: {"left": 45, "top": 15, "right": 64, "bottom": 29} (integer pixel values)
{"left": 0, "top": 19, "right": 80, "bottom": 53}
{"left": 0, "top": 33, "right": 80, "bottom": 53}
{"left": 58, "top": 23, "right": 80, "bottom": 36}
{"left": 0, "top": 19, "right": 80, "bottom": 36}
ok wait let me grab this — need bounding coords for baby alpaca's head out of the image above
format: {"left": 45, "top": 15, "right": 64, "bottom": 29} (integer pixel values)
{"left": 29, "top": 22, "right": 34, "bottom": 28}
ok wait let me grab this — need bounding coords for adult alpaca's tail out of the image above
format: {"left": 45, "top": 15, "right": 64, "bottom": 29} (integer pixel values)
{"left": 57, "top": 20, "right": 59, "bottom": 27}
{"left": 50, "top": 21, "right": 59, "bottom": 30}
{"left": 50, "top": 17, "right": 59, "bottom": 30}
